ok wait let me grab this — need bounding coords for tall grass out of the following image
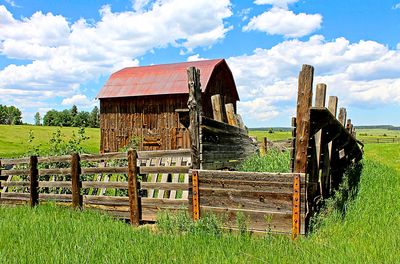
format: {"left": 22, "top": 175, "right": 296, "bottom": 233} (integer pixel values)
{"left": 237, "top": 149, "right": 290, "bottom": 172}
{"left": 0, "top": 158, "right": 398, "bottom": 262}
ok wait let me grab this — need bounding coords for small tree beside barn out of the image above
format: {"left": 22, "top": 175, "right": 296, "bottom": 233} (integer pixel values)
{"left": 97, "top": 59, "right": 240, "bottom": 152}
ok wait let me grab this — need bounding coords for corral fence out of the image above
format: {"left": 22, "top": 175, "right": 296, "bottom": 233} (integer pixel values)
{"left": 0, "top": 64, "right": 363, "bottom": 239}
{"left": 359, "top": 137, "right": 400, "bottom": 144}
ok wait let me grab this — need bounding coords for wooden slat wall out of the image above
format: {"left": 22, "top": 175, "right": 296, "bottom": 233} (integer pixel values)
{"left": 200, "top": 116, "right": 257, "bottom": 170}
{"left": 195, "top": 170, "right": 306, "bottom": 234}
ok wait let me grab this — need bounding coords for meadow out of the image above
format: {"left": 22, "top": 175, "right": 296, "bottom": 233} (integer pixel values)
{"left": 0, "top": 124, "right": 399, "bottom": 262}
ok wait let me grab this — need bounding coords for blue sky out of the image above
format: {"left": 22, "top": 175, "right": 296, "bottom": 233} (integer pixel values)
{"left": 0, "top": 0, "right": 399, "bottom": 127}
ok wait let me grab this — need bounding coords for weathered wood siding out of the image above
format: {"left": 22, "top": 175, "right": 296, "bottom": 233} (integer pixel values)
{"left": 100, "top": 95, "right": 191, "bottom": 152}
{"left": 100, "top": 63, "right": 238, "bottom": 153}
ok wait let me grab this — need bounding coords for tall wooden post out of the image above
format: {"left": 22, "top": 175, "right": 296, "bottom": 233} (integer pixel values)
{"left": 71, "top": 153, "right": 82, "bottom": 209}
{"left": 225, "top": 103, "right": 238, "bottom": 127}
{"left": 187, "top": 66, "right": 202, "bottom": 170}
{"left": 293, "top": 64, "right": 314, "bottom": 239}
{"left": 128, "top": 149, "right": 141, "bottom": 226}
{"left": 187, "top": 67, "right": 202, "bottom": 219}
{"left": 314, "top": 83, "right": 326, "bottom": 169}
{"left": 338, "top": 108, "right": 347, "bottom": 127}
{"left": 211, "top": 94, "right": 224, "bottom": 122}
{"left": 290, "top": 117, "right": 296, "bottom": 173}
{"left": 29, "top": 156, "right": 39, "bottom": 207}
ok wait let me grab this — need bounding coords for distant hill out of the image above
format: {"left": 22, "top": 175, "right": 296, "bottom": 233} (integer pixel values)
{"left": 354, "top": 125, "right": 400, "bottom": 130}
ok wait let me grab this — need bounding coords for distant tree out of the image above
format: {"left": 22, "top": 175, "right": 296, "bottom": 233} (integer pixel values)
{"left": 268, "top": 128, "right": 274, "bottom": 134}
{"left": 0, "top": 105, "right": 6, "bottom": 124}
{"left": 1, "top": 105, "right": 23, "bottom": 125}
{"left": 89, "top": 106, "right": 100, "bottom": 128}
{"left": 71, "top": 105, "right": 78, "bottom": 117}
{"left": 34, "top": 112, "right": 41, "bottom": 126}
{"left": 43, "top": 110, "right": 58, "bottom": 126}
{"left": 74, "top": 111, "right": 90, "bottom": 127}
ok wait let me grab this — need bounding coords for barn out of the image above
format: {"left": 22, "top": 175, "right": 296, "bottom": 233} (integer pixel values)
{"left": 97, "top": 59, "right": 240, "bottom": 152}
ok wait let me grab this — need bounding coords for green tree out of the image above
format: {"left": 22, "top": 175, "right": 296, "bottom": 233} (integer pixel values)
{"left": 71, "top": 105, "right": 78, "bottom": 117}
{"left": 89, "top": 106, "right": 100, "bottom": 128}
{"left": 34, "top": 112, "right": 41, "bottom": 126}
{"left": 0, "top": 105, "right": 6, "bottom": 124}
{"left": 4, "top": 106, "right": 22, "bottom": 125}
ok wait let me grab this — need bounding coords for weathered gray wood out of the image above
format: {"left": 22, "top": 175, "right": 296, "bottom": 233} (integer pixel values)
{"left": 201, "top": 206, "right": 295, "bottom": 233}
{"left": 169, "top": 157, "right": 182, "bottom": 199}
{"left": 187, "top": 66, "right": 202, "bottom": 170}
{"left": 194, "top": 170, "right": 304, "bottom": 183}
{"left": 0, "top": 181, "right": 30, "bottom": 187}
{"left": 141, "top": 198, "right": 188, "bottom": 207}
{"left": 139, "top": 166, "right": 190, "bottom": 174}
{"left": 37, "top": 155, "right": 71, "bottom": 163}
{"left": 158, "top": 157, "right": 171, "bottom": 199}
{"left": 1, "top": 169, "right": 30, "bottom": 176}
{"left": 225, "top": 103, "right": 238, "bottom": 127}
{"left": 39, "top": 168, "right": 70, "bottom": 176}
{"left": 314, "top": 83, "right": 326, "bottom": 170}
{"left": 290, "top": 117, "right": 296, "bottom": 172}
{"left": 294, "top": 64, "right": 314, "bottom": 236}
{"left": 80, "top": 152, "right": 126, "bottom": 162}
{"left": 328, "top": 96, "right": 338, "bottom": 117}
{"left": 39, "top": 181, "right": 72, "bottom": 188}
{"left": 81, "top": 167, "right": 128, "bottom": 174}
{"left": 30, "top": 156, "right": 39, "bottom": 207}
{"left": 71, "top": 153, "right": 82, "bottom": 208}
{"left": 1, "top": 192, "right": 30, "bottom": 200}
{"left": 141, "top": 182, "right": 189, "bottom": 191}
{"left": 235, "top": 114, "right": 245, "bottom": 129}
{"left": 338, "top": 107, "right": 347, "bottom": 126}
{"left": 39, "top": 193, "right": 72, "bottom": 202}
{"left": 128, "top": 149, "right": 140, "bottom": 226}
{"left": 211, "top": 94, "right": 224, "bottom": 122}
{"left": 137, "top": 149, "right": 191, "bottom": 159}
{"left": 201, "top": 116, "right": 247, "bottom": 136}
{"left": 1, "top": 157, "right": 30, "bottom": 166}
{"left": 83, "top": 195, "right": 129, "bottom": 206}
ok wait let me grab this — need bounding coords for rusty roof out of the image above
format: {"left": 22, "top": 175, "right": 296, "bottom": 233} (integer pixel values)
{"left": 97, "top": 59, "right": 238, "bottom": 99}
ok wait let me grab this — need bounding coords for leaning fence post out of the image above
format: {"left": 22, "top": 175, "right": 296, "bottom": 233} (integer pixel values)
{"left": 211, "top": 94, "right": 224, "bottom": 122}
{"left": 71, "top": 153, "right": 82, "bottom": 209}
{"left": 29, "top": 156, "right": 39, "bottom": 207}
{"left": 260, "top": 137, "right": 268, "bottom": 157}
{"left": 128, "top": 149, "right": 141, "bottom": 226}
{"left": 293, "top": 64, "right": 314, "bottom": 239}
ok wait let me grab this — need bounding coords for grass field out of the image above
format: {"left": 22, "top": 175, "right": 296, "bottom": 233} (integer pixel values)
{"left": 0, "top": 138, "right": 399, "bottom": 262}
{"left": 0, "top": 125, "right": 100, "bottom": 158}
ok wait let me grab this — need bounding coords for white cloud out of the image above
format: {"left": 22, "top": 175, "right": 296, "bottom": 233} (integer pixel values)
{"left": 244, "top": 7, "right": 322, "bottom": 38}
{"left": 227, "top": 36, "right": 400, "bottom": 123}
{"left": 0, "top": 1, "right": 232, "bottom": 119}
{"left": 61, "top": 94, "right": 95, "bottom": 108}
{"left": 393, "top": 3, "right": 400, "bottom": 9}
{"left": 4, "top": 0, "right": 20, "bottom": 8}
{"left": 187, "top": 54, "right": 208, "bottom": 62}
{"left": 254, "top": 0, "right": 299, "bottom": 9}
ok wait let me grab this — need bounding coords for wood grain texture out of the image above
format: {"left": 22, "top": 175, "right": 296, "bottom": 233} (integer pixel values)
{"left": 210, "top": 94, "right": 224, "bottom": 122}
{"left": 128, "top": 149, "right": 140, "bottom": 226}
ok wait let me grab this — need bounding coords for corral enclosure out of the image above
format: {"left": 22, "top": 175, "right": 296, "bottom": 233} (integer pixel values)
{"left": 97, "top": 59, "right": 239, "bottom": 152}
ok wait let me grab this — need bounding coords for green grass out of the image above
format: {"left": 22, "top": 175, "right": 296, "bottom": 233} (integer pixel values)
{"left": 1, "top": 144, "right": 399, "bottom": 262}
{"left": 237, "top": 149, "right": 291, "bottom": 173}
{"left": 248, "top": 130, "right": 291, "bottom": 141}
{"left": 0, "top": 125, "right": 100, "bottom": 158}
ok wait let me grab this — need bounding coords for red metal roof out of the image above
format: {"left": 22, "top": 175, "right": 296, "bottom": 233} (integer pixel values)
{"left": 97, "top": 59, "right": 235, "bottom": 99}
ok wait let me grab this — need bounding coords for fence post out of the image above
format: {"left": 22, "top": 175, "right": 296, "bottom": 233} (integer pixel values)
{"left": 211, "top": 94, "right": 224, "bottom": 122}
{"left": 29, "top": 156, "right": 39, "bottom": 207}
{"left": 71, "top": 153, "right": 82, "bottom": 209}
{"left": 225, "top": 103, "right": 238, "bottom": 127}
{"left": 293, "top": 64, "right": 314, "bottom": 239}
{"left": 338, "top": 108, "right": 347, "bottom": 127}
{"left": 260, "top": 137, "right": 268, "bottom": 157}
{"left": 290, "top": 117, "right": 297, "bottom": 172}
{"left": 128, "top": 149, "right": 141, "bottom": 226}
{"left": 187, "top": 66, "right": 202, "bottom": 170}
{"left": 191, "top": 170, "right": 200, "bottom": 221}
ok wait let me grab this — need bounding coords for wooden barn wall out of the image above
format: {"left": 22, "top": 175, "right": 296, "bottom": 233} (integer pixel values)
{"left": 100, "top": 64, "right": 239, "bottom": 153}
{"left": 100, "top": 95, "right": 190, "bottom": 152}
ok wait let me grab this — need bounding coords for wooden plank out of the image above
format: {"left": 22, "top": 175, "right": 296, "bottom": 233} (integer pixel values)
{"left": 80, "top": 152, "right": 126, "bottom": 162}
{"left": 199, "top": 187, "right": 293, "bottom": 211}
{"left": 0, "top": 181, "right": 30, "bottom": 187}
{"left": 235, "top": 114, "right": 245, "bottom": 130}
{"left": 211, "top": 94, "right": 224, "bottom": 122}
{"left": 81, "top": 167, "right": 128, "bottom": 174}
{"left": 338, "top": 107, "right": 347, "bottom": 127}
{"left": 128, "top": 149, "right": 140, "bottom": 226}
{"left": 314, "top": 83, "right": 326, "bottom": 169}
{"left": 1, "top": 192, "right": 30, "bottom": 200}
{"left": 146, "top": 158, "right": 160, "bottom": 198}
{"left": 225, "top": 103, "right": 238, "bottom": 127}
{"left": 181, "top": 157, "right": 190, "bottom": 200}
{"left": 137, "top": 149, "right": 191, "bottom": 159}
{"left": 139, "top": 166, "right": 190, "bottom": 174}
{"left": 30, "top": 156, "right": 39, "bottom": 207}
{"left": 141, "top": 182, "right": 189, "bottom": 190}
{"left": 294, "top": 64, "right": 314, "bottom": 235}
{"left": 187, "top": 66, "right": 201, "bottom": 170}
{"left": 39, "top": 193, "right": 72, "bottom": 202}
{"left": 201, "top": 116, "right": 247, "bottom": 136}
{"left": 82, "top": 181, "right": 127, "bottom": 189}
{"left": 1, "top": 157, "right": 30, "bottom": 166}
{"left": 39, "top": 181, "right": 72, "bottom": 188}
{"left": 201, "top": 206, "right": 293, "bottom": 233}
{"left": 290, "top": 117, "right": 296, "bottom": 172}
{"left": 328, "top": 96, "right": 338, "bottom": 117}
{"left": 39, "top": 168, "right": 70, "bottom": 176}
{"left": 194, "top": 170, "right": 303, "bottom": 183}
{"left": 71, "top": 153, "right": 82, "bottom": 208}
{"left": 169, "top": 157, "right": 182, "bottom": 199}
{"left": 141, "top": 197, "right": 188, "bottom": 207}
{"left": 37, "top": 155, "right": 71, "bottom": 163}
{"left": 1, "top": 169, "right": 30, "bottom": 176}
{"left": 83, "top": 195, "right": 129, "bottom": 206}
{"left": 260, "top": 137, "right": 268, "bottom": 157}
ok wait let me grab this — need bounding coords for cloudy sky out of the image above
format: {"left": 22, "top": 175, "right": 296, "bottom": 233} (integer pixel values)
{"left": 1, "top": 0, "right": 399, "bottom": 127}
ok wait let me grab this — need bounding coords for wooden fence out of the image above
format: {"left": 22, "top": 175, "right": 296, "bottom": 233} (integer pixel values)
{"left": 190, "top": 170, "right": 305, "bottom": 234}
